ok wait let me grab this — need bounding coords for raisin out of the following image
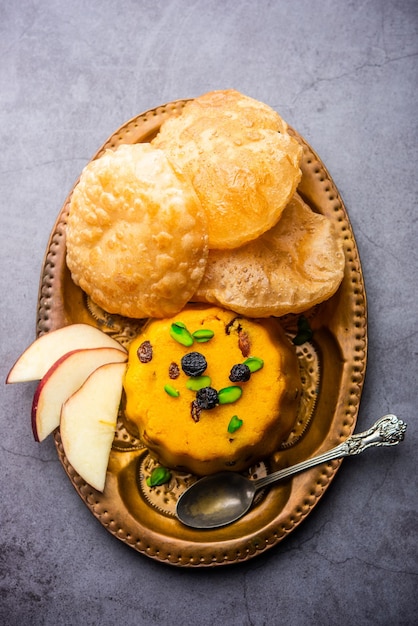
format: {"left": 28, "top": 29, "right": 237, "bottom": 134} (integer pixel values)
{"left": 137, "top": 340, "right": 152, "bottom": 363}
{"left": 181, "top": 352, "right": 207, "bottom": 377}
{"left": 191, "top": 400, "right": 201, "bottom": 423}
{"left": 238, "top": 330, "right": 251, "bottom": 357}
{"left": 196, "top": 386, "right": 218, "bottom": 410}
{"left": 168, "top": 362, "right": 180, "bottom": 379}
{"left": 229, "top": 363, "right": 251, "bottom": 382}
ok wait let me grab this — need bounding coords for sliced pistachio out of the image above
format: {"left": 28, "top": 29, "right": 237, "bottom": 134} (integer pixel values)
{"left": 186, "top": 375, "right": 212, "bottom": 391}
{"left": 146, "top": 466, "right": 171, "bottom": 487}
{"left": 170, "top": 322, "right": 194, "bottom": 347}
{"left": 192, "top": 329, "right": 215, "bottom": 343}
{"left": 243, "top": 356, "right": 264, "bottom": 373}
{"left": 164, "top": 384, "right": 180, "bottom": 397}
{"left": 228, "top": 415, "right": 243, "bottom": 433}
{"left": 218, "top": 385, "right": 243, "bottom": 404}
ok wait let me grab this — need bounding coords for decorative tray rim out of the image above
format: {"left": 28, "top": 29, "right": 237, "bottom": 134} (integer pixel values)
{"left": 36, "top": 99, "right": 367, "bottom": 567}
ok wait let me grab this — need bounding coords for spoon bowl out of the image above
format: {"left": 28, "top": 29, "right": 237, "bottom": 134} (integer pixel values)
{"left": 176, "top": 414, "right": 406, "bottom": 529}
{"left": 175, "top": 471, "right": 257, "bottom": 529}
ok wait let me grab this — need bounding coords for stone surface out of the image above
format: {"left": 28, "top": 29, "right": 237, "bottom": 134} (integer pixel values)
{"left": 1, "top": 1, "right": 417, "bottom": 624}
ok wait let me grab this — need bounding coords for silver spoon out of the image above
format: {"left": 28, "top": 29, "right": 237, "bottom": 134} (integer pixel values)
{"left": 176, "top": 414, "right": 406, "bottom": 529}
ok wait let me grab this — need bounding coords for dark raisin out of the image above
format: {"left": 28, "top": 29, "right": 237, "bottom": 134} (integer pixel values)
{"left": 191, "top": 400, "right": 201, "bottom": 423}
{"left": 137, "top": 340, "right": 152, "bottom": 363}
{"left": 229, "top": 363, "right": 251, "bottom": 382}
{"left": 181, "top": 352, "right": 207, "bottom": 377}
{"left": 196, "top": 386, "right": 218, "bottom": 410}
{"left": 168, "top": 362, "right": 180, "bottom": 379}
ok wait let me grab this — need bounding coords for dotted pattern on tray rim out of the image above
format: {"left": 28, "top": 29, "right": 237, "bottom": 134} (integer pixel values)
{"left": 41, "top": 102, "right": 366, "bottom": 568}
{"left": 137, "top": 452, "right": 270, "bottom": 518}
{"left": 37, "top": 214, "right": 68, "bottom": 336}
{"left": 299, "top": 135, "right": 367, "bottom": 444}
{"left": 54, "top": 428, "right": 341, "bottom": 567}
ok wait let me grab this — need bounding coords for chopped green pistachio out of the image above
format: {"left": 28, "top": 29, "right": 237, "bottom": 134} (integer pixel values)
{"left": 192, "top": 329, "right": 215, "bottom": 343}
{"left": 243, "top": 356, "right": 264, "bottom": 373}
{"left": 218, "top": 385, "right": 243, "bottom": 404}
{"left": 228, "top": 415, "right": 243, "bottom": 433}
{"left": 146, "top": 466, "right": 171, "bottom": 487}
{"left": 186, "top": 375, "right": 212, "bottom": 391}
{"left": 170, "top": 322, "right": 194, "bottom": 346}
{"left": 164, "top": 384, "right": 180, "bottom": 397}
{"left": 292, "top": 315, "right": 313, "bottom": 345}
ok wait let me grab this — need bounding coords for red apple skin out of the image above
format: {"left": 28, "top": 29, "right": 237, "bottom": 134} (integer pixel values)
{"left": 31, "top": 347, "right": 127, "bottom": 442}
{"left": 31, "top": 349, "right": 78, "bottom": 442}
{"left": 6, "top": 323, "right": 127, "bottom": 384}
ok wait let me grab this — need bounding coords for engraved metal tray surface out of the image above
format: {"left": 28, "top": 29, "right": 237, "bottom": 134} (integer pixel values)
{"left": 36, "top": 100, "right": 367, "bottom": 567}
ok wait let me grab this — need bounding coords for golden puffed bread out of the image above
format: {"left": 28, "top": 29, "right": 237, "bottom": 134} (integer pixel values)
{"left": 169, "top": 88, "right": 285, "bottom": 131}
{"left": 66, "top": 143, "right": 208, "bottom": 319}
{"left": 152, "top": 89, "right": 302, "bottom": 249}
{"left": 194, "top": 193, "right": 345, "bottom": 317}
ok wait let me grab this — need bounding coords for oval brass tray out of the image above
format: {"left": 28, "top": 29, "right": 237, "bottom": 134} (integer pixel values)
{"left": 36, "top": 99, "right": 367, "bottom": 567}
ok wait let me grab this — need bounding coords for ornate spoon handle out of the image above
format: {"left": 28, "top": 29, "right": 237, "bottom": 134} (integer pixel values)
{"left": 254, "top": 414, "right": 407, "bottom": 491}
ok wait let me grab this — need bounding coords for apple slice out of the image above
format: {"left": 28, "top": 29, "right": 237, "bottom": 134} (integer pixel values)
{"left": 31, "top": 347, "right": 128, "bottom": 442}
{"left": 6, "top": 324, "right": 126, "bottom": 384}
{"left": 60, "top": 361, "right": 126, "bottom": 492}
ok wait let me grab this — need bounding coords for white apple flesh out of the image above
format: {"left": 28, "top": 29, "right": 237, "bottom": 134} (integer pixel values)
{"left": 6, "top": 323, "right": 126, "bottom": 384}
{"left": 31, "top": 347, "right": 128, "bottom": 442}
{"left": 60, "top": 361, "right": 126, "bottom": 492}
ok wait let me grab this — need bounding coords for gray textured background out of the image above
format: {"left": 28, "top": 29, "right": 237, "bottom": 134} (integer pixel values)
{"left": 1, "top": 1, "right": 417, "bottom": 624}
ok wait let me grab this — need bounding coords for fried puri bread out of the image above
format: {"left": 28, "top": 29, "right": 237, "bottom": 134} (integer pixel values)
{"left": 194, "top": 193, "right": 345, "bottom": 317}
{"left": 152, "top": 89, "right": 302, "bottom": 249}
{"left": 66, "top": 143, "right": 208, "bottom": 319}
